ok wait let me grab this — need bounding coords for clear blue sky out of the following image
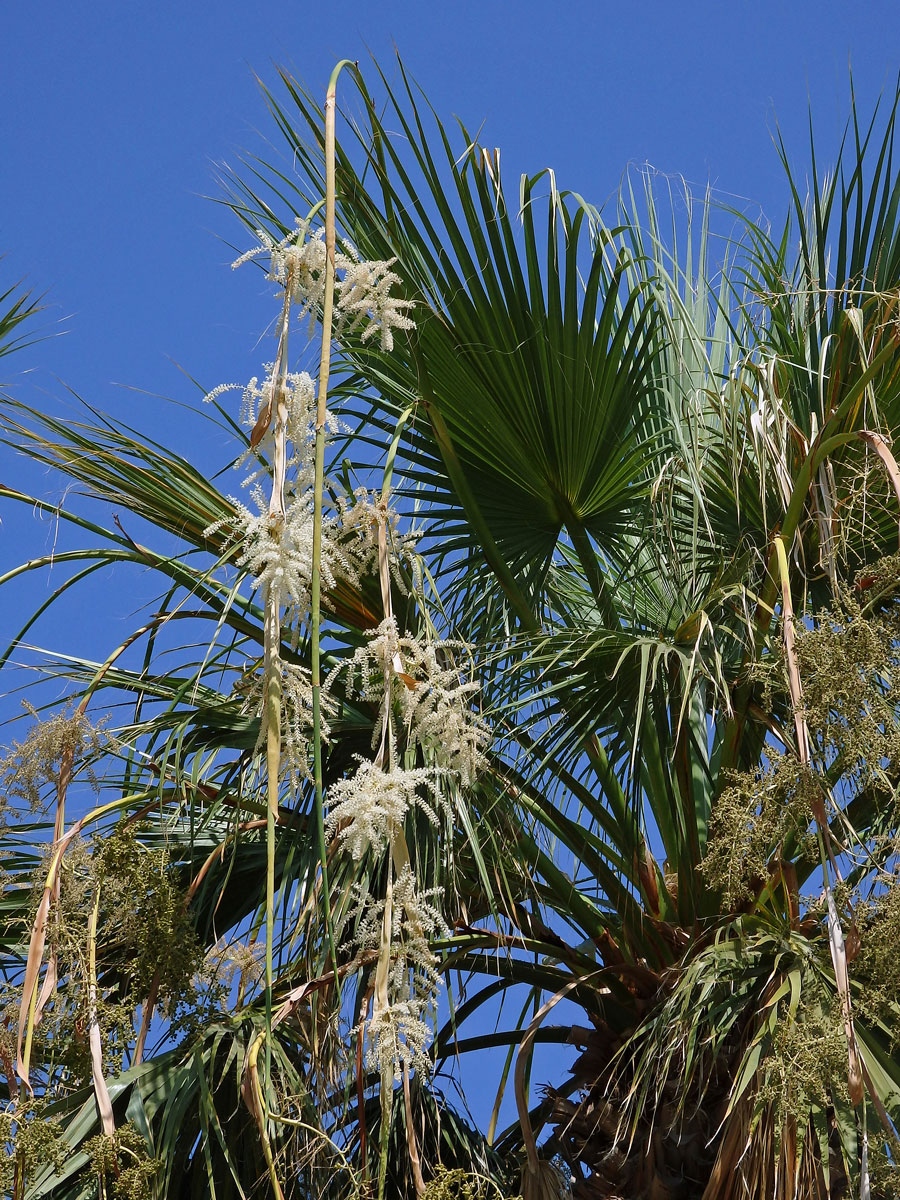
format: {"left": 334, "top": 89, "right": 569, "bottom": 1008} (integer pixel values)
{"left": 2, "top": 0, "right": 900, "bottom": 1142}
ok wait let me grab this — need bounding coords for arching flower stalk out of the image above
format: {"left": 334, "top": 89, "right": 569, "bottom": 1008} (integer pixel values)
{"left": 222, "top": 60, "right": 431, "bottom": 1194}
{"left": 258, "top": 255, "right": 295, "bottom": 1175}
{"left": 308, "top": 60, "right": 354, "bottom": 992}
{"left": 218, "top": 103, "right": 424, "bottom": 1045}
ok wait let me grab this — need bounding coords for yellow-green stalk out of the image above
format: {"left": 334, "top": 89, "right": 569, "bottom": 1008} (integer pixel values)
{"left": 246, "top": 1028, "right": 285, "bottom": 1200}
{"left": 263, "top": 587, "right": 282, "bottom": 1111}
{"left": 259, "top": 250, "right": 294, "bottom": 1171}
{"left": 310, "top": 58, "right": 357, "bottom": 982}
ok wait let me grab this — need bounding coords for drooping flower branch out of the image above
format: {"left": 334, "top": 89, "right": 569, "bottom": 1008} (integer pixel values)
{"left": 208, "top": 59, "right": 491, "bottom": 1196}
{"left": 233, "top": 221, "right": 415, "bottom": 350}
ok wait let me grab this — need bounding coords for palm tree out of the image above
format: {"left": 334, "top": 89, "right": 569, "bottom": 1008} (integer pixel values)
{"left": 4, "top": 56, "right": 900, "bottom": 1200}
{"left": 227, "top": 62, "right": 900, "bottom": 1198}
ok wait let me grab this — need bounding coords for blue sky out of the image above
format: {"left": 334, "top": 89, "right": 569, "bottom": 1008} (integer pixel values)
{"left": 2, "top": 0, "right": 900, "bottom": 1147}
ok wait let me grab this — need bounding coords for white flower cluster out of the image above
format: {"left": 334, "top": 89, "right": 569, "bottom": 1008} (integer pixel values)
{"left": 277, "top": 663, "right": 321, "bottom": 777}
{"left": 336, "top": 618, "right": 490, "bottom": 781}
{"left": 336, "top": 251, "right": 416, "bottom": 352}
{"left": 325, "top": 759, "right": 445, "bottom": 861}
{"left": 229, "top": 492, "right": 319, "bottom": 611}
{"left": 337, "top": 616, "right": 406, "bottom": 701}
{"left": 239, "top": 367, "right": 315, "bottom": 442}
{"left": 210, "top": 486, "right": 398, "bottom": 622}
{"left": 334, "top": 491, "right": 419, "bottom": 592}
{"left": 348, "top": 869, "right": 447, "bottom": 1080}
{"left": 234, "top": 222, "right": 415, "bottom": 352}
{"left": 366, "top": 998, "right": 433, "bottom": 1081}
{"left": 232, "top": 224, "right": 329, "bottom": 326}
{"left": 237, "top": 660, "right": 333, "bottom": 784}
{"left": 203, "top": 368, "right": 318, "bottom": 492}
{"left": 397, "top": 640, "right": 490, "bottom": 786}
